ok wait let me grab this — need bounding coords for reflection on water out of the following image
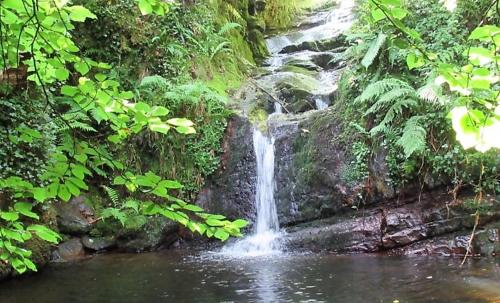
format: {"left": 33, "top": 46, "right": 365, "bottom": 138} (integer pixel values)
{"left": 0, "top": 252, "right": 499, "bottom": 303}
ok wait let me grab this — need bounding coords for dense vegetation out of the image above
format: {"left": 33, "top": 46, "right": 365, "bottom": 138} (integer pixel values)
{"left": 0, "top": 0, "right": 258, "bottom": 274}
{"left": 337, "top": 0, "right": 499, "bottom": 201}
{"left": 0, "top": 0, "right": 498, "bottom": 277}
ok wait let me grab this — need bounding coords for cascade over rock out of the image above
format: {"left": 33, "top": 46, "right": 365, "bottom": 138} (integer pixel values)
{"left": 196, "top": 0, "right": 499, "bottom": 257}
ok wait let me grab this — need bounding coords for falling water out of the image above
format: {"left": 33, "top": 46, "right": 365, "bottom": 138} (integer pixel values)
{"left": 221, "top": 129, "right": 282, "bottom": 257}
{"left": 315, "top": 97, "right": 329, "bottom": 110}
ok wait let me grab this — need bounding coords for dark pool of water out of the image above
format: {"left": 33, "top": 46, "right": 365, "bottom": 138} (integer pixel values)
{"left": 0, "top": 252, "right": 498, "bottom": 303}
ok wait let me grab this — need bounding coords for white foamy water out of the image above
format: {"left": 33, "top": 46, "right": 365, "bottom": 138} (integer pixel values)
{"left": 221, "top": 129, "right": 282, "bottom": 257}
{"left": 315, "top": 97, "right": 329, "bottom": 110}
{"left": 265, "top": 0, "right": 356, "bottom": 54}
{"left": 274, "top": 102, "right": 283, "bottom": 114}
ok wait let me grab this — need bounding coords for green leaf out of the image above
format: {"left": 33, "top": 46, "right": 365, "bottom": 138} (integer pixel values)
{"left": 32, "top": 188, "right": 47, "bottom": 203}
{"left": 65, "top": 182, "right": 81, "bottom": 197}
{"left": 406, "top": 52, "right": 425, "bottom": 70}
{"left": 371, "top": 9, "right": 386, "bottom": 22}
{"left": 58, "top": 185, "right": 71, "bottom": 202}
{"left": 124, "top": 200, "right": 139, "bottom": 213}
{"left": 149, "top": 123, "right": 171, "bottom": 134}
{"left": 214, "top": 229, "right": 230, "bottom": 241}
{"left": 74, "top": 61, "right": 90, "bottom": 76}
{"left": 28, "top": 225, "right": 61, "bottom": 244}
{"left": 469, "top": 25, "right": 500, "bottom": 41}
{"left": 232, "top": 219, "right": 249, "bottom": 228}
{"left": 138, "top": 0, "right": 153, "bottom": 15}
{"left": 390, "top": 7, "right": 407, "bottom": 20}
{"left": 61, "top": 85, "right": 79, "bottom": 97}
{"left": 0, "top": 211, "right": 19, "bottom": 222}
{"left": 151, "top": 106, "right": 169, "bottom": 117}
{"left": 113, "top": 176, "right": 127, "bottom": 185}
{"left": 158, "top": 180, "right": 183, "bottom": 189}
{"left": 24, "top": 258, "right": 37, "bottom": 272}
{"left": 68, "top": 177, "right": 89, "bottom": 190}
{"left": 183, "top": 204, "right": 203, "bottom": 212}
{"left": 11, "top": 258, "right": 27, "bottom": 274}
{"left": 206, "top": 218, "right": 225, "bottom": 227}
{"left": 175, "top": 126, "right": 196, "bottom": 134}
{"left": 2, "top": 0, "right": 24, "bottom": 12}
{"left": 14, "top": 203, "right": 39, "bottom": 220}
{"left": 362, "top": 32, "right": 387, "bottom": 69}
{"left": 167, "top": 118, "right": 194, "bottom": 127}
{"left": 67, "top": 6, "right": 97, "bottom": 22}
{"left": 55, "top": 68, "right": 70, "bottom": 81}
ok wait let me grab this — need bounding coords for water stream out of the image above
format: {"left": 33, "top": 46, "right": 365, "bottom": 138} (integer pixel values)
{"left": 221, "top": 129, "right": 282, "bottom": 257}
{"left": 222, "top": 0, "right": 357, "bottom": 257}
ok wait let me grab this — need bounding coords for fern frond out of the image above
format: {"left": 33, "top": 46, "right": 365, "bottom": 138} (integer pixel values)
{"left": 218, "top": 22, "right": 242, "bottom": 35}
{"left": 361, "top": 32, "right": 387, "bottom": 69}
{"left": 69, "top": 121, "right": 97, "bottom": 132}
{"left": 223, "top": 3, "right": 246, "bottom": 25}
{"left": 370, "top": 98, "right": 418, "bottom": 135}
{"left": 417, "top": 82, "right": 448, "bottom": 105}
{"left": 355, "top": 78, "right": 410, "bottom": 104}
{"left": 210, "top": 41, "right": 231, "bottom": 60}
{"left": 365, "top": 87, "right": 415, "bottom": 115}
{"left": 103, "top": 186, "right": 119, "bottom": 207}
{"left": 140, "top": 75, "right": 169, "bottom": 90}
{"left": 396, "top": 116, "right": 427, "bottom": 158}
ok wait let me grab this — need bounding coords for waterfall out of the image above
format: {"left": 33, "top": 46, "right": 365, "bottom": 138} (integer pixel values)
{"left": 253, "top": 130, "right": 280, "bottom": 235}
{"left": 221, "top": 129, "right": 282, "bottom": 257}
{"left": 315, "top": 97, "right": 329, "bottom": 110}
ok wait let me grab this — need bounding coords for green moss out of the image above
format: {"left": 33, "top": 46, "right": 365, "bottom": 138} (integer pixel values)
{"left": 279, "top": 65, "right": 318, "bottom": 77}
{"left": 263, "top": 0, "right": 332, "bottom": 30}
{"left": 249, "top": 107, "right": 269, "bottom": 131}
{"left": 292, "top": 134, "right": 315, "bottom": 185}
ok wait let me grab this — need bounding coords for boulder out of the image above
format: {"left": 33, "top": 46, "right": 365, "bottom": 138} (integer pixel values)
{"left": 52, "top": 238, "right": 85, "bottom": 262}
{"left": 55, "top": 195, "right": 95, "bottom": 235}
{"left": 310, "top": 52, "right": 344, "bottom": 70}
{"left": 280, "top": 36, "right": 346, "bottom": 54}
{"left": 388, "top": 222, "right": 499, "bottom": 257}
{"left": 280, "top": 58, "right": 321, "bottom": 72}
{"left": 116, "top": 217, "right": 179, "bottom": 252}
{"left": 81, "top": 235, "right": 116, "bottom": 251}
{"left": 247, "top": 29, "right": 269, "bottom": 61}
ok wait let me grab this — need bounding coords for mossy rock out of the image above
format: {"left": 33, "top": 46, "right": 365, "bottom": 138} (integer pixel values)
{"left": 290, "top": 99, "right": 315, "bottom": 114}
{"left": 280, "top": 36, "right": 347, "bottom": 54}
{"left": 275, "top": 73, "right": 320, "bottom": 93}
{"left": 247, "top": 29, "right": 269, "bottom": 62}
{"left": 279, "top": 58, "right": 321, "bottom": 73}
{"left": 278, "top": 65, "right": 318, "bottom": 77}
{"left": 116, "top": 216, "right": 179, "bottom": 252}
{"left": 246, "top": 15, "right": 266, "bottom": 32}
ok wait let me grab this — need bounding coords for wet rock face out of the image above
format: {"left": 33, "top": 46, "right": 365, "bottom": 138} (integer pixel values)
{"left": 285, "top": 211, "right": 384, "bottom": 253}
{"left": 389, "top": 222, "right": 500, "bottom": 257}
{"left": 285, "top": 195, "right": 500, "bottom": 254}
{"left": 269, "top": 110, "right": 358, "bottom": 226}
{"left": 197, "top": 115, "right": 257, "bottom": 221}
